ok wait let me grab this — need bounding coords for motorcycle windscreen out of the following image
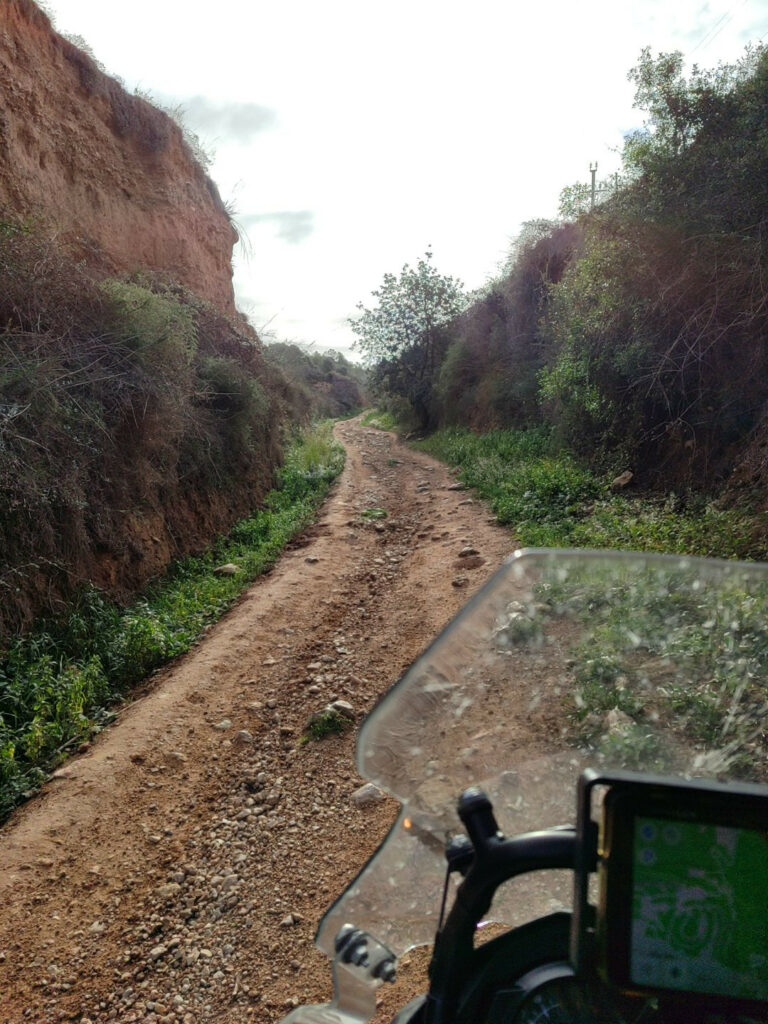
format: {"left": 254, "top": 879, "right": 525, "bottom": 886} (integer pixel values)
{"left": 317, "top": 549, "right": 768, "bottom": 956}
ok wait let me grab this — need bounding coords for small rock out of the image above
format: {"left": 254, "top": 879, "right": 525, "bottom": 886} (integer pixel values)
{"left": 280, "top": 914, "right": 296, "bottom": 927}
{"left": 329, "top": 700, "right": 355, "bottom": 718}
{"left": 351, "top": 783, "right": 385, "bottom": 808}
{"left": 213, "top": 563, "right": 240, "bottom": 576}
{"left": 167, "top": 751, "right": 187, "bottom": 765}
{"left": 611, "top": 470, "right": 634, "bottom": 491}
{"left": 212, "top": 719, "right": 232, "bottom": 731}
{"left": 447, "top": 482, "right": 466, "bottom": 491}
{"left": 156, "top": 883, "right": 182, "bottom": 899}
{"left": 459, "top": 545, "right": 478, "bottom": 557}
{"left": 305, "top": 556, "right": 319, "bottom": 565}
{"left": 149, "top": 945, "right": 167, "bottom": 960}
{"left": 452, "top": 576, "right": 469, "bottom": 588}
{"left": 51, "top": 767, "right": 76, "bottom": 780}
{"left": 605, "top": 709, "right": 634, "bottom": 734}
{"left": 89, "top": 921, "right": 107, "bottom": 935}
{"left": 233, "top": 730, "right": 253, "bottom": 745}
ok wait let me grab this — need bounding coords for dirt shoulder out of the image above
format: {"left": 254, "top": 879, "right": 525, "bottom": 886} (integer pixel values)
{"left": 0, "top": 419, "right": 513, "bottom": 1024}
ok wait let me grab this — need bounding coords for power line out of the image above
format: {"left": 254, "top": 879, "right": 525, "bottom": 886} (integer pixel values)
{"left": 689, "top": 0, "right": 750, "bottom": 57}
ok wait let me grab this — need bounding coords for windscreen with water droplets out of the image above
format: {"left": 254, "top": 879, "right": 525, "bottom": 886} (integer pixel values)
{"left": 316, "top": 549, "right": 768, "bottom": 956}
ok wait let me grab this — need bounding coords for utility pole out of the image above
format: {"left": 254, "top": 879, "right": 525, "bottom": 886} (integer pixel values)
{"left": 588, "top": 163, "right": 619, "bottom": 211}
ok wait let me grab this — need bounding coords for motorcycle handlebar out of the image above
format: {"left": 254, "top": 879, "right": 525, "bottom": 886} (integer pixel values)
{"left": 424, "top": 789, "right": 590, "bottom": 1024}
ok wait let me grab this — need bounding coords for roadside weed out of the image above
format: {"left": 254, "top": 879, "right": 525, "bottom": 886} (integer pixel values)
{"left": 303, "top": 708, "right": 352, "bottom": 742}
{"left": 0, "top": 425, "right": 345, "bottom": 819}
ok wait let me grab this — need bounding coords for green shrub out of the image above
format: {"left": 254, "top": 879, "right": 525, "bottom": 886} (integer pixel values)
{"left": 303, "top": 708, "right": 351, "bottom": 741}
{"left": 360, "top": 408, "right": 404, "bottom": 432}
{"left": 0, "top": 426, "right": 345, "bottom": 820}
{"left": 100, "top": 279, "right": 198, "bottom": 377}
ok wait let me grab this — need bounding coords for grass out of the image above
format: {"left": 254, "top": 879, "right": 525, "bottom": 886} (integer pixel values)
{"left": 0, "top": 422, "right": 345, "bottom": 820}
{"left": 302, "top": 708, "right": 352, "bottom": 742}
{"left": 528, "top": 559, "right": 768, "bottom": 779}
{"left": 414, "top": 427, "right": 763, "bottom": 559}
{"left": 416, "top": 425, "right": 767, "bottom": 777}
{"left": 360, "top": 409, "right": 399, "bottom": 431}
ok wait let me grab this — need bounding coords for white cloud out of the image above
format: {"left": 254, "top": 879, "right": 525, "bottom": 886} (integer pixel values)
{"left": 172, "top": 96, "right": 277, "bottom": 144}
{"left": 240, "top": 210, "right": 315, "bottom": 244}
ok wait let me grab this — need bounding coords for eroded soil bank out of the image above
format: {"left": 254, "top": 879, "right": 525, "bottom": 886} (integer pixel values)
{"left": 0, "top": 419, "right": 513, "bottom": 1024}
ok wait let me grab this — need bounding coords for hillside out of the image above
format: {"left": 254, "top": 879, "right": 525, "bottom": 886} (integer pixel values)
{"left": 358, "top": 45, "right": 768, "bottom": 504}
{"left": 0, "top": 0, "right": 300, "bottom": 634}
{"left": 0, "top": 0, "right": 237, "bottom": 312}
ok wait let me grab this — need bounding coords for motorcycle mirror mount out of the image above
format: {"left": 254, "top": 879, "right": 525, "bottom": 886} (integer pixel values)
{"left": 279, "top": 924, "right": 397, "bottom": 1024}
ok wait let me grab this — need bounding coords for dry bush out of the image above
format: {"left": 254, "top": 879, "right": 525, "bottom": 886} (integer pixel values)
{"left": 0, "top": 221, "right": 294, "bottom": 636}
{"left": 50, "top": 29, "right": 175, "bottom": 156}
{"left": 540, "top": 219, "right": 768, "bottom": 483}
{"left": 435, "top": 223, "right": 581, "bottom": 430}
{"left": 108, "top": 86, "right": 172, "bottom": 154}
{"left": 57, "top": 35, "right": 104, "bottom": 96}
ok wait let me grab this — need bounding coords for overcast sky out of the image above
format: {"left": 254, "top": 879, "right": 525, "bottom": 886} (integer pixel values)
{"left": 42, "top": 0, "right": 767, "bottom": 358}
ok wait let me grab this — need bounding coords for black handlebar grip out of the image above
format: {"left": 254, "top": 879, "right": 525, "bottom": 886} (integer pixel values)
{"left": 457, "top": 787, "right": 501, "bottom": 849}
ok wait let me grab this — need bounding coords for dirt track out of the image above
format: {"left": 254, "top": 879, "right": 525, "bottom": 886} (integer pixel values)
{"left": 0, "top": 420, "right": 513, "bottom": 1024}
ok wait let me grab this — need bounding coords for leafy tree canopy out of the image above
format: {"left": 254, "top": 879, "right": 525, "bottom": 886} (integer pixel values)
{"left": 348, "top": 252, "right": 466, "bottom": 428}
{"left": 349, "top": 251, "right": 466, "bottom": 366}
{"left": 622, "top": 43, "right": 766, "bottom": 173}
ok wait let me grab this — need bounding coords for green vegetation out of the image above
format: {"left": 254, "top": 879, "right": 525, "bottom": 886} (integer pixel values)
{"left": 356, "top": 45, "right": 768, "bottom": 520}
{"left": 0, "top": 218, "right": 300, "bottom": 636}
{"left": 360, "top": 409, "right": 399, "bottom": 431}
{"left": 264, "top": 342, "right": 367, "bottom": 419}
{"left": 529, "top": 561, "right": 768, "bottom": 777}
{"left": 302, "top": 707, "right": 352, "bottom": 742}
{"left": 0, "top": 424, "right": 344, "bottom": 820}
{"left": 360, "top": 508, "right": 388, "bottom": 521}
{"left": 415, "top": 428, "right": 762, "bottom": 559}
{"left": 350, "top": 252, "right": 467, "bottom": 430}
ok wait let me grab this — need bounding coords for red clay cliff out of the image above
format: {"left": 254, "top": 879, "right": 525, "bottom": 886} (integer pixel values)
{"left": 0, "top": 0, "right": 237, "bottom": 314}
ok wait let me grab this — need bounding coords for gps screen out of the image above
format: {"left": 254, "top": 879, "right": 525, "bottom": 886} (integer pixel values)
{"left": 630, "top": 816, "right": 768, "bottom": 999}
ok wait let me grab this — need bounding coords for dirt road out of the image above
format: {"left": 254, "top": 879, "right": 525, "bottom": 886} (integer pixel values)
{"left": 0, "top": 419, "right": 513, "bottom": 1024}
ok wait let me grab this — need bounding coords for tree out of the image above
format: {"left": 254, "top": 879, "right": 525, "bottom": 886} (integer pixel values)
{"left": 349, "top": 252, "right": 466, "bottom": 427}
